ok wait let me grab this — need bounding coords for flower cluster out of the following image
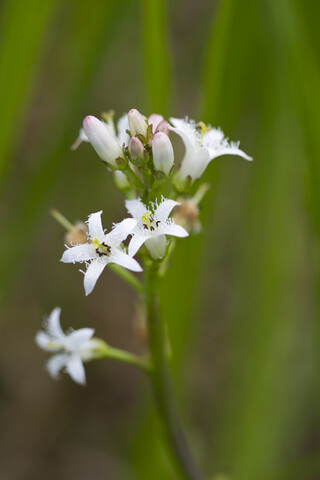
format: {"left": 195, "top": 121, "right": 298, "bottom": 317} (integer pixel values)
{"left": 36, "top": 107, "right": 252, "bottom": 384}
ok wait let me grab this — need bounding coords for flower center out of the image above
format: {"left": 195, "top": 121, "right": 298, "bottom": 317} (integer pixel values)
{"left": 91, "top": 237, "right": 111, "bottom": 257}
{"left": 141, "top": 211, "right": 152, "bottom": 230}
{"left": 141, "top": 211, "right": 161, "bottom": 231}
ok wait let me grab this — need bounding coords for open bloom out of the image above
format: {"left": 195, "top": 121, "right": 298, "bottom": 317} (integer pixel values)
{"left": 35, "top": 307, "right": 99, "bottom": 385}
{"left": 170, "top": 117, "right": 252, "bottom": 182}
{"left": 126, "top": 197, "right": 189, "bottom": 259}
{"left": 61, "top": 211, "right": 142, "bottom": 295}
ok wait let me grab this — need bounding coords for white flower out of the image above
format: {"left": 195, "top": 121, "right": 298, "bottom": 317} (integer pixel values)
{"left": 152, "top": 132, "right": 174, "bottom": 176}
{"left": 170, "top": 117, "right": 253, "bottom": 182}
{"left": 35, "top": 307, "right": 98, "bottom": 385}
{"left": 61, "top": 211, "right": 142, "bottom": 295}
{"left": 126, "top": 197, "right": 189, "bottom": 260}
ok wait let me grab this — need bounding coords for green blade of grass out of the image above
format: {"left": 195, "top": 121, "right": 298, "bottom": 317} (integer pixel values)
{"left": 0, "top": 0, "right": 57, "bottom": 186}
{"left": 140, "top": 0, "right": 170, "bottom": 114}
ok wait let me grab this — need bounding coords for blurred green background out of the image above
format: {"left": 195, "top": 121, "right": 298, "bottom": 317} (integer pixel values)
{"left": 0, "top": 0, "right": 319, "bottom": 479}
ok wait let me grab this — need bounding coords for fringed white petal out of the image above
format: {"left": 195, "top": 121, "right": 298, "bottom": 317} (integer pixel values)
{"left": 46, "top": 354, "right": 68, "bottom": 379}
{"left": 83, "top": 260, "right": 106, "bottom": 296}
{"left": 160, "top": 223, "right": 189, "bottom": 238}
{"left": 125, "top": 199, "right": 147, "bottom": 222}
{"left": 110, "top": 250, "right": 142, "bottom": 272}
{"left": 153, "top": 198, "right": 180, "bottom": 223}
{"left": 46, "top": 307, "right": 64, "bottom": 340}
{"left": 128, "top": 232, "right": 151, "bottom": 257}
{"left": 35, "top": 331, "right": 52, "bottom": 350}
{"left": 207, "top": 145, "right": 253, "bottom": 161}
{"left": 105, "top": 218, "right": 137, "bottom": 245}
{"left": 87, "top": 211, "right": 105, "bottom": 242}
{"left": 66, "top": 355, "right": 86, "bottom": 385}
{"left": 61, "top": 243, "right": 95, "bottom": 264}
{"left": 67, "top": 328, "right": 95, "bottom": 350}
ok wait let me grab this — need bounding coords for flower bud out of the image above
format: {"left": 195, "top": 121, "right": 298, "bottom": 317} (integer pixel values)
{"left": 65, "top": 222, "right": 88, "bottom": 246}
{"left": 128, "top": 109, "right": 148, "bottom": 138}
{"left": 155, "top": 120, "right": 169, "bottom": 135}
{"left": 148, "top": 113, "right": 164, "bottom": 132}
{"left": 128, "top": 136, "right": 144, "bottom": 161}
{"left": 83, "top": 115, "right": 124, "bottom": 168}
{"left": 152, "top": 132, "right": 174, "bottom": 176}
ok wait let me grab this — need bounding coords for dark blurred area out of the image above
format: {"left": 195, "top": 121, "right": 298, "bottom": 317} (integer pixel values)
{"left": 0, "top": 0, "right": 319, "bottom": 479}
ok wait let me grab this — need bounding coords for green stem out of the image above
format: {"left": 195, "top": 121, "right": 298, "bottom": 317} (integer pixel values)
{"left": 109, "top": 264, "right": 143, "bottom": 295}
{"left": 122, "top": 164, "right": 144, "bottom": 194}
{"left": 101, "top": 344, "right": 151, "bottom": 372}
{"left": 144, "top": 260, "right": 204, "bottom": 480}
{"left": 50, "top": 208, "right": 74, "bottom": 232}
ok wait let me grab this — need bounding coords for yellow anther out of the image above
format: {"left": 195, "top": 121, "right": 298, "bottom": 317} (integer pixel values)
{"left": 141, "top": 211, "right": 152, "bottom": 229}
{"left": 199, "top": 121, "right": 211, "bottom": 138}
{"left": 101, "top": 110, "right": 115, "bottom": 123}
{"left": 91, "top": 237, "right": 100, "bottom": 249}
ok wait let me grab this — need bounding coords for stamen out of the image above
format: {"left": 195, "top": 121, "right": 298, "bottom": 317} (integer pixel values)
{"left": 199, "top": 121, "right": 211, "bottom": 138}
{"left": 92, "top": 237, "right": 111, "bottom": 256}
{"left": 141, "top": 211, "right": 152, "bottom": 229}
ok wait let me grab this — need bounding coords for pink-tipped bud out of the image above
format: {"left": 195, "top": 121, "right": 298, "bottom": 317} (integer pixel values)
{"left": 155, "top": 120, "right": 169, "bottom": 135}
{"left": 148, "top": 113, "right": 164, "bottom": 132}
{"left": 83, "top": 115, "right": 124, "bottom": 168}
{"left": 128, "top": 136, "right": 144, "bottom": 160}
{"left": 128, "top": 109, "right": 148, "bottom": 137}
{"left": 152, "top": 132, "right": 174, "bottom": 176}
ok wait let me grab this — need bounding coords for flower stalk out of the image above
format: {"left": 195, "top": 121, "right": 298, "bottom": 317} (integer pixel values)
{"left": 100, "top": 343, "right": 151, "bottom": 372}
{"left": 144, "top": 259, "right": 204, "bottom": 480}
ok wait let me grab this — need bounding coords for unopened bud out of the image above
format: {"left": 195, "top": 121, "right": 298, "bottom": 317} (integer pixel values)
{"left": 155, "top": 120, "right": 169, "bottom": 135}
{"left": 128, "top": 109, "right": 148, "bottom": 138}
{"left": 83, "top": 115, "right": 124, "bottom": 168}
{"left": 152, "top": 132, "right": 174, "bottom": 176}
{"left": 148, "top": 113, "right": 164, "bottom": 132}
{"left": 128, "top": 136, "right": 144, "bottom": 161}
{"left": 65, "top": 222, "right": 88, "bottom": 246}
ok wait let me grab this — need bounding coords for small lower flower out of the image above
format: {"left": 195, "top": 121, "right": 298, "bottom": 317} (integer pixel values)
{"left": 35, "top": 307, "right": 101, "bottom": 385}
{"left": 61, "top": 211, "right": 142, "bottom": 295}
{"left": 126, "top": 197, "right": 189, "bottom": 260}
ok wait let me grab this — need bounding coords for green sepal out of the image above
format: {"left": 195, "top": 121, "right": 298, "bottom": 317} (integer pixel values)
{"left": 172, "top": 174, "right": 193, "bottom": 193}
{"left": 136, "top": 133, "right": 147, "bottom": 144}
{"left": 115, "top": 156, "right": 128, "bottom": 170}
{"left": 146, "top": 124, "right": 154, "bottom": 143}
